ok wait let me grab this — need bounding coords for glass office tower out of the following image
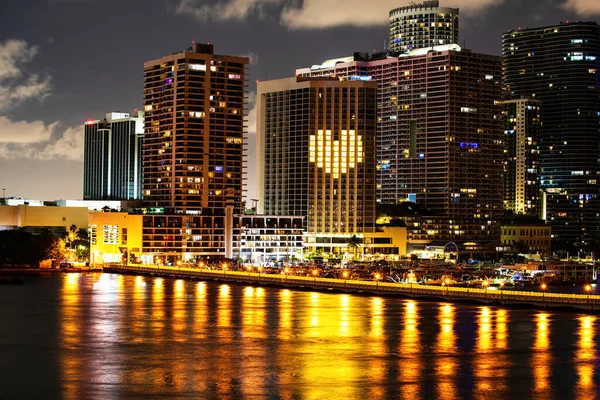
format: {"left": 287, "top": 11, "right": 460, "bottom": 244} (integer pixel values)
{"left": 503, "top": 22, "right": 600, "bottom": 248}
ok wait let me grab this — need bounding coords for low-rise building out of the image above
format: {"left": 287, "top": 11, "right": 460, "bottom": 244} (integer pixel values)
{"left": 0, "top": 204, "right": 88, "bottom": 236}
{"left": 88, "top": 211, "right": 144, "bottom": 265}
{"left": 235, "top": 215, "right": 304, "bottom": 265}
{"left": 501, "top": 217, "right": 551, "bottom": 256}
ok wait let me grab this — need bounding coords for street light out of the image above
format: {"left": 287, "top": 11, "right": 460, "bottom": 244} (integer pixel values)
{"left": 541, "top": 283, "right": 547, "bottom": 301}
{"left": 585, "top": 284, "right": 592, "bottom": 302}
{"left": 482, "top": 280, "right": 489, "bottom": 296}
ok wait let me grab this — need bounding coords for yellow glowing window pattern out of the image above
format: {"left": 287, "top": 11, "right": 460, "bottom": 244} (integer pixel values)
{"left": 309, "top": 129, "right": 363, "bottom": 178}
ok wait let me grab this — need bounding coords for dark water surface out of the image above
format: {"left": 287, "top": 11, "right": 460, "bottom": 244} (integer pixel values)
{"left": 1, "top": 273, "right": 599, "bottom": 399}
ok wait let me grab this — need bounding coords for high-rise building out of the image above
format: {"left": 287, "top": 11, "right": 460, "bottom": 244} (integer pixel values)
{"left": 501, "top": 98, "right": 540, "bottom": 216}
{"left": 297, "top": 46, "right": 504, "bottom": 244}
{"left": 389, "top": 1, "right": 459, "bottom": 54}
{"left": 503, "top": 22, "right": 600, "bottom": 247}
{"left": 83, "top": 111, "right": 144, "bottom": 200}
{"left": 257, "top": 77, "right": 378, "bottom": 253}
{"left": 140, "top": 43, "right": 249, "bottom": 260}
{"left": 142, "top": 43, "right": 248, "bottom": 214}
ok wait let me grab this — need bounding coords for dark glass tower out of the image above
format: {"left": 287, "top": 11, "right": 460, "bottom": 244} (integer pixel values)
{"left": 83, "top": 112, "right": 144, "bottom": 200}
{"left": 257, "top": 77, "right": 378, "bottom": 235}
{"left": 503, "top": 22, "right": 600, "bottom": 248}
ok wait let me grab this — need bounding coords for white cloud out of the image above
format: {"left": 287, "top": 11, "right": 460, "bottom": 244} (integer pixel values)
{"left": 244, "top": 91, "right": 259, "bottom": 202}
{"left": 174, "top": 0, "right": 504, "bottom": 29}
{"left": 37, "top": 124, "right": 85, "bottom": 161}
{"left": 0, "top": 39, "right": 38, "bottom": 81}
{"left": 0, "top": 116, "right": 57, "bottom": 144}
{"left": 175, "top": 0, "right": 281, "bottom": 21}
{"left": 281, "top": 0, "right": 503, "bottom": 29}
{"left": 0, "top": 39, "right": 80, "bottom": 162}
{"left": 0, "top": 117, "right": 83, "bottom": 161}
{"left": 240, "top": 51, "right": 259, "bottom": 66}
{"left": 246, "top": 90, "right": 257, "bottom": 139}
{"left": 0, "top": 39, "right": 51, "bottom": 111}
{"left": 562, "top": 0, "right": 600, "bottom": 14}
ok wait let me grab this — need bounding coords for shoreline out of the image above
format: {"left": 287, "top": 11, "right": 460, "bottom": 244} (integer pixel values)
{"left": 103, "top": 264, "right": 600, "bottom": 314}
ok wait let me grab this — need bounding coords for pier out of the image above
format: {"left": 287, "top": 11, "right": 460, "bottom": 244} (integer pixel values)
{"left": 103, "top": 264, "right": 600, "bottom": 312}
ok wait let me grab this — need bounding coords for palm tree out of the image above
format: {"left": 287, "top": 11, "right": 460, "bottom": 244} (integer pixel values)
{"left": 346, "top": 235, "right": 362, "bottom": 260}
{"left": 68, "top": 224, "right": 77, "bottom": 249}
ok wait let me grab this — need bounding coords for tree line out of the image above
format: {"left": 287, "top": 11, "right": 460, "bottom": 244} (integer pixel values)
{"left": 0, "top": 226, "right": 90, "bottom": 268}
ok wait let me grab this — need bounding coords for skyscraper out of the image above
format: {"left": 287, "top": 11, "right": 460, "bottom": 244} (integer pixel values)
{"left": 297, "top": 46, "right": 504, "bottom": 244}
{"left": 140, "top": 43, "right": 249, "bottom": 260}
{"left": 503, "top": 22, "right": 600, "bottom": 248}
{"left": 257, "top": 77, "right": 378, "bottom": 239}
{"left": 83, "top": 111, "right": 144, "bottom": 200}
{"left": 389, "top": 1, "right": 459, "bottom": 54}
{"left": 501, "top": 98, "right": 540, "bottom": 216}
{"left": 142, "top": 43, "right": 248, "bottom": 214}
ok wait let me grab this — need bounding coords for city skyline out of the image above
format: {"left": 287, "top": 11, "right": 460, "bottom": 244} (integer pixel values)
{"left": 1, "top": 0, "right": 599, "bottom": 201}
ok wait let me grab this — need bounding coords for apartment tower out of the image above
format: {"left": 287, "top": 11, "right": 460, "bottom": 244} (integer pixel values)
{"left": 297, "top": 46, "right": 504, "bottom": 244}
{"left": 143, "top": 43, "right": 248, "bottom": 214}
{"left": 501, "top": 98, "right": 541, "bottom": 217}
{"left": 503, "top": 22, "right": 600, "bottom": 247}
{"left": 389, "top": 1, "right": 459, "bottom": 54}
{"left": 141, "top": 43, "right": 249, "bottom": 260}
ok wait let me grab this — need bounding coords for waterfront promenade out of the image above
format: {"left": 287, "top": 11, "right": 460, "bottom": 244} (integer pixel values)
{"left": 103, "top": 264, "right": 600, "bottom": 312}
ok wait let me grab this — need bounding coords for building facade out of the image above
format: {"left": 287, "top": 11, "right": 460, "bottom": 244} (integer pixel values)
{"left": 142, "top": 43, "right": 248, "bottom": 214}
{"left": 389, "top": 1, "right": 459, "bottom": 54}
{"left": 502, "top": 98, "right": 541, "bottom": 216}
{"left": 88, "top": 211, "right": 144, "bottom": 265}
{"left": 140, "top": 43, "right": 249, "bottom": 262}
{"left": 501, "top": 221, "right": 552, "bottom": 256}
{"left": 83, "top": 111, "right": 144, "bottom": 200}
{"left": 234, "top": 215, "right": 305, "bottom": 264}
{"left": 502, "top": 22, "right": 600, "bottom": 249}
{"left": 257, "top": 77, "right": 378, "bottom": 243}
{"left": 297, "top": 46, "right": 504, "bottom": 244}
{"left": 0, "top": 204, "right": 89, "bottom": 237}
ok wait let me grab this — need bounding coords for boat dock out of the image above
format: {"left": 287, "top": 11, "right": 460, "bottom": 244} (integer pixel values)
{"left": 103, "top": 264, "right": 600, "bottom": 312}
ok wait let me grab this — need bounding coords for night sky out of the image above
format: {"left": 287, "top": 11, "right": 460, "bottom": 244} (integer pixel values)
{"left": 0, "top": 0, "right": 598, "bottom": 201}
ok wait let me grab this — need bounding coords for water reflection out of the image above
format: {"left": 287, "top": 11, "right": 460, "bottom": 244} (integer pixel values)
{"left": 532, "top": 313, "right": 551, "bottom": 394}
{"left": 366, "top": 298, "right": 386, "bottom": 399}
{"left": 575, "top": 315, "right": 596, "bottom": 399}
{"left": 435, "top": 304, "right": 456, "bottom": 400}
{"left": 399, "top": 300, "right": 421, "bottom": 400}
{"left": 474, "top": 307, "right": 510, "bottom": 399}
{"left": 59, "top": 274, "right": 82, "bottom": 400}
{"left": 49, "top": 275, "right": 600, "bottom": 399}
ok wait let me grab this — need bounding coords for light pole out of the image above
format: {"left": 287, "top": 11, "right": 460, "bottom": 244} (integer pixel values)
{"left": 2, "top": 188, "right": 5, "bottom": 205}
